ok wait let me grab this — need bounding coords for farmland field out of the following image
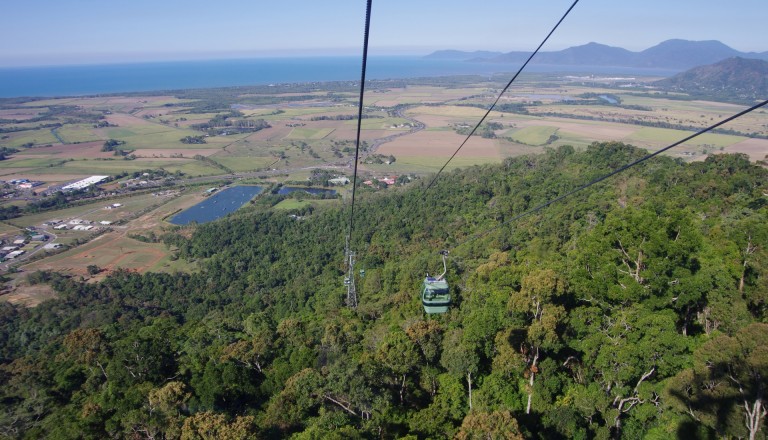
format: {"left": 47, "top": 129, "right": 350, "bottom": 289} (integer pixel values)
{"left": 2, "top": 74, "right": 767, "bottom": 286}
{"left": 505, "top": 126, "right": 560, "bottom": 145}
{"left": 285, "top": 127, "right": 335, "bottom": 140}
{"left": 210, "top": 156, "right": 276, "bottom": 172}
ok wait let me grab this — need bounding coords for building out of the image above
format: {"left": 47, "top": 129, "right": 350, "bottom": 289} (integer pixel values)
{"left": 329, "top": 177, "right": 350, "bottom": 185}
{"left": 62, "top": 175, "right": 109, "bottom": 191}
{"left": 5, "top": 250, "right": 25, "bottom": 259}
{"left": 30, "top": 234, "right": 47, "bottom": 241}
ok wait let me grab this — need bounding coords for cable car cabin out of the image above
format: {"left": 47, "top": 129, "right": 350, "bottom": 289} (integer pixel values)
{"left": 421, "top": 276, "right": 450, "bottom": 314}
{"left": 421, "top": 250, "right": 451, "bottom": 314}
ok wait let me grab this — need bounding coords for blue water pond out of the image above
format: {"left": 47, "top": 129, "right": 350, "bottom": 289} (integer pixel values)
{"left": 170, "top": 186, "right": 263, "bottom": 225}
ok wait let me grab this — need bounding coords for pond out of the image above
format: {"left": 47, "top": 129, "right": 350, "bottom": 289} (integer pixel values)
{"left": 276, "top": 186, "right": 337, "bottom": 196}
{"left": 170, "top": 186, "right": 263, "bottom": 225}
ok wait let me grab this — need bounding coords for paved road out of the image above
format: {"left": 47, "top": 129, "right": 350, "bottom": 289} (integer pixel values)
{"left": 366, "top": 105, "right": 425, "bottom": 156}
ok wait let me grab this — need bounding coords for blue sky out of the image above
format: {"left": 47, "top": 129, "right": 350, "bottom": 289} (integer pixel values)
{"left": 2, "top": 0, "right": 766, "bottom": 66}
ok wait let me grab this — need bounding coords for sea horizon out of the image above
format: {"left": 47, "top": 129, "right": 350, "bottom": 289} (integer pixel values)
{"left": 0, "top": 56, "right": 678, "bottom": 98}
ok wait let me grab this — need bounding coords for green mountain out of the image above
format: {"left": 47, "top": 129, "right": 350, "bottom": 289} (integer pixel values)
{"left": 1, "top": 143, "right": 767, "bottom": 439}
{"left": 655, "top": 57, "right": 768, "bottom": 103}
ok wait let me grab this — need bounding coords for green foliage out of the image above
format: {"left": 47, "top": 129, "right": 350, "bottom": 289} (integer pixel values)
{"left": 181, "top": 135, "right": 207, "bottom": 144}
{"left": 0, "top": 143, "right": 766, "bottom": 438}
{"left": 101, "top": 138, "right": 125, "bottom": 152}
{"left": 666, "top": 323, "right": 768, "bottom": 439}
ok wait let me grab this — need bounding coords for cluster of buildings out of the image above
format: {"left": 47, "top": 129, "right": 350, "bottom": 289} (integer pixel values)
{"left": 0, "top": 234, "right": 49, "bottom": 260}
{"left": 363, "top": 175, "right": 399, "bottom": 187}
{"left": 49, "top": 218, "right": 109, "bottom": 231}
{"left": 5, "top": 179, "right": 44, "bottom": 189}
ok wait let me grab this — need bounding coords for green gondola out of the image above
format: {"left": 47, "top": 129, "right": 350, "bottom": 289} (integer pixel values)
{"left": 421, "top": 250, "right": 451, "bottom": 314}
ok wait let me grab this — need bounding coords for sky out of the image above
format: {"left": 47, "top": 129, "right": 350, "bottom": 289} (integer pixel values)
{"left": 2, "top": 0, "right": 766, "bottom": 67}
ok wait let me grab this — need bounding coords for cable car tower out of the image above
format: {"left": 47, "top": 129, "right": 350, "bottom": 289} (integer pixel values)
{"left": 344, "top": 241, "right": 358, "bottom": 308}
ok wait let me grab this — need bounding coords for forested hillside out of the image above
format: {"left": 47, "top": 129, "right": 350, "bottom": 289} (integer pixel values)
{"left": 1, "top": 143, "right": 767, "bottom": 439}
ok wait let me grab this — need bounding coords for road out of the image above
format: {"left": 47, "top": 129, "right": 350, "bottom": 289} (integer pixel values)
{"left": 365, "top": 105, "right": 425, "bottom": 156}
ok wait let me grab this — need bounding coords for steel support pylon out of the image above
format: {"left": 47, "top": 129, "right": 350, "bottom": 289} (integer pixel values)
{"left": 344, "top": 249, "right": 358, "bottom": 308}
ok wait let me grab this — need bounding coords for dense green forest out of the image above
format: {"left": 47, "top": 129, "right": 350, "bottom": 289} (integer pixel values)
{"left": 1, "top": 143, "right": 767, "bottom": 439}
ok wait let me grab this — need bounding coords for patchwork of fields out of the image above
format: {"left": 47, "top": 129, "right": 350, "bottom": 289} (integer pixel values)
{"left": 1, "top": 75, "right": 766, "bottom": 303}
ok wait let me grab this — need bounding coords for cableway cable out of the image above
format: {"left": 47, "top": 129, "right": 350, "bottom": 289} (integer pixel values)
{"left": 346, "top": 0, "right": 373, "bottom": 249}
{"left": 343, "top": 0, "right": 373, "bottom": 308}
{"left": 423, "top": 0, "right": 580, "bottom": 193}
{"left": 457, "top": 98, "right": 768, "bottom": 249}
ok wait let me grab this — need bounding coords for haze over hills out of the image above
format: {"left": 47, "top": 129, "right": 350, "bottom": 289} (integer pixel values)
{"left": 654, "top": 57, "right": 768, "bottom": 102}
{"left": 425, "top": 39, "right": 768, "bottom": 71}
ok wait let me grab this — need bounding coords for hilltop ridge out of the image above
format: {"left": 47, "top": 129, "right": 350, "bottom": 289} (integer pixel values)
{"left": 655, "top": 56, "right": 768, "bottom": 102}
{"left": 425, "top": 39, "right": 768, "bottom": 71}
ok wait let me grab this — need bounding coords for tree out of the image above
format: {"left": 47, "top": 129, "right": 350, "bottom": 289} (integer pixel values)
{"left": 101, "top": 139, "right": 124, "bottom": 152}
{"left": 405, "top": 320, "right": 443, "bottom": 365}
{"left": 180, "top": 412, "right": 256, "bottom": 440}
{"left": 376, "top": 327, "right": 420, "bottom": 404}
{"left": 571, "top": 306, "right": 689, "bottom": 438}
{"left": 440, "top": 329, "right": 479, "bottom": 410}
{"left": 456, "top": 409, "right": 524, "bottom": 440}
{"left": 507, "top": 268, "right": 566, "bottom": 414}
{"left": 409, "top": 373, "right": 465, "bottom": 438}
{"left": 62, "top": 327, "right": 109, "bottom": 381}
{"left": 667, "top": 323, "right": 768, "bottom": 440}
{"left": 263, "top": 368, "right": 323, "bottom": 431}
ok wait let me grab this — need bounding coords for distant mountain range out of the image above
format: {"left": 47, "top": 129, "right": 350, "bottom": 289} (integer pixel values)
{"left": 425, "top": 40, "right": 768, "bottom": 71}
{"left": 654, "top": 57, "right": 768, "bottom": 102}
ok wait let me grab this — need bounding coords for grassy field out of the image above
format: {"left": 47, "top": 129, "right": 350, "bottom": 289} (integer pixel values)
{"left": 285, "top": 127, "right": 335, "bottom": 140}
{"left": 15, "top": 158, "right": 221, "bottom": 177}
{"left": 105, "top": 126, "right": 210, "bottom": 150}
{"left": 13, "top": 188, "right": 201, "bottom": 278}
{"left": 372, "top": 156, "right": 502, "bottom": 173}
{"left": 56, "top": 124, "right": 103, "bottom": 143}
{"left": 20, "top": 233, "right": 188, "bottom": 277}
{"left": 272, "top": 198, "right": 340, "bottom": 210}
{"left": 0, "top": 222, "right": 22, "bottom": 235}
{"left": 210, "top": 156, "right": 276, "bottom": 172}
{"left": 505, "top": 126, "right": 560, "bottom": 145}
{"left": 624, "top": 127, "right": 744, "bottom": 148}
{"left": 0, "top": 157, "right": 69, "bottom": 169}
{"left": 3, "top": 128, "right": 60, "bottom": 147}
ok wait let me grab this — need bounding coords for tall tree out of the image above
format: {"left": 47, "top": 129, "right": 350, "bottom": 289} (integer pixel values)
{"left": 667, "top": 323, "right": 768, "bottom": 440}
{"left": 440, "top": 329, "right": 480, "bottom": 411}
{"left": 507, "top": 268, "right": 566, "bottom": 414}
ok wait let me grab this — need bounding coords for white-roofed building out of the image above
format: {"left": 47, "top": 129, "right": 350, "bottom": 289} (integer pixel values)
{"left": 62, "top": 176, "right": 109, "bottom": 191}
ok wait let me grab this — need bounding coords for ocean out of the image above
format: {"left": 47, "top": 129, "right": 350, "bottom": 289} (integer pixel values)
{"left": 0, "top": 57, "right": 677, "bottom": 98}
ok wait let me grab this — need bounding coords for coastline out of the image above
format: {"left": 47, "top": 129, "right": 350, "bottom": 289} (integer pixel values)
{"left": 0, "top": 56, "right": 677, "bottom": 99}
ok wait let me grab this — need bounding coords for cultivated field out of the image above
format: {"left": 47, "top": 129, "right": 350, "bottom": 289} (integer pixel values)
{"left": 1, "top": 74, "right": 767, "bottom": 304}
